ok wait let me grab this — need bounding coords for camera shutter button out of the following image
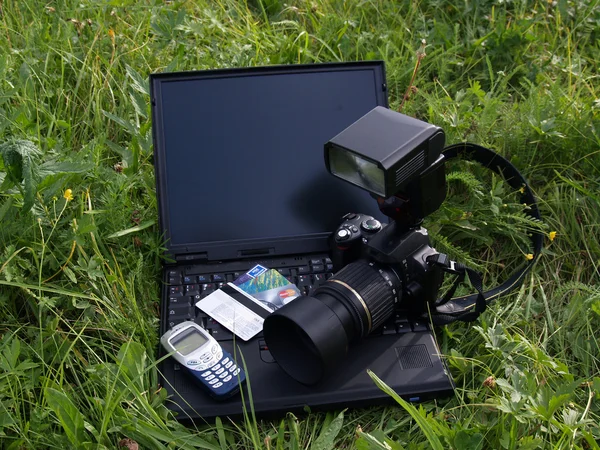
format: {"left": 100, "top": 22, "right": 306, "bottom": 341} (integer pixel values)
{"left": 361, "top": 219, "right": 382, "bottom": 232}
{"left": 336, "top": 228, "right": 350, "bottom": 241}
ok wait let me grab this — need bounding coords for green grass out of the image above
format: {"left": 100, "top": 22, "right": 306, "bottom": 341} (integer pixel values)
{"left": 0, "top": 0, "right": 599, "bottom": 448}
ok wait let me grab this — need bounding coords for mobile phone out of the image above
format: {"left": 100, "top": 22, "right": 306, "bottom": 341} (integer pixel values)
{"left": 161, "top": 321, "right": 245, "bottom": 400}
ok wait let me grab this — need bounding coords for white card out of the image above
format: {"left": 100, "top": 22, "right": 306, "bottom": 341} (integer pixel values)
{"left": 195, "top": 287, "right": 267, "bottom": 341}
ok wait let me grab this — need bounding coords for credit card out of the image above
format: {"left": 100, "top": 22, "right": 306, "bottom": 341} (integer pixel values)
{"left": 195, "top": 265, "right": 301, "bottom": 341}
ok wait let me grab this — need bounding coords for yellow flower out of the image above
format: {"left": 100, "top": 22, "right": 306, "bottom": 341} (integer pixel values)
{"left": 548, "top": 231, "right": 557, "bottom": 241}
{"left": 63, "top": 189, "right": 73, "bottom": 201}
{"left": 525, "top": 253, "right": 534, "bottom": 261}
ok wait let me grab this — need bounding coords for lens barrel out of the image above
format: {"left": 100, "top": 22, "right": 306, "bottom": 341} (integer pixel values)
{"left": 262, "top": 260, "right": 401, "bottom": 385}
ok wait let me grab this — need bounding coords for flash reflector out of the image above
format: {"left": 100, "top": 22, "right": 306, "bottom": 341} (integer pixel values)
{"left": 328, "top": 146, "right": 386, "bottom": 196}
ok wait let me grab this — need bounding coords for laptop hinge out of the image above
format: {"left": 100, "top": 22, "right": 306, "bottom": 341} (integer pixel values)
{"left": 175, "top": 253, "right": 208, "bottom": 262}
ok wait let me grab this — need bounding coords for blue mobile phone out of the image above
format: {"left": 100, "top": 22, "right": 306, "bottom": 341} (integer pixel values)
{"left": 161, "top": 321, "right": 246, "bottom": 399}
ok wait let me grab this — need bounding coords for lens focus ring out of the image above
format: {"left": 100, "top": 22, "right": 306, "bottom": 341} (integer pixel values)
{"left": 317, "top": 260, "right": 400, "bottom": 335}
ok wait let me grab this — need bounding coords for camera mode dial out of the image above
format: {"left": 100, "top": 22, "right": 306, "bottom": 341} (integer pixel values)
{"left": 361, "top": 219, "right": 382, "bottom": 233}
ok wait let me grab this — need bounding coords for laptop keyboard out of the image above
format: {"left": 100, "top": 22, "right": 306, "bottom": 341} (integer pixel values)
{"left": 164, "top": 255, "right": 429, "bottom": 342}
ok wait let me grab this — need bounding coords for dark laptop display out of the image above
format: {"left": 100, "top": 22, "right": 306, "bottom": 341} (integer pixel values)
{"left": 153, "top": 64, "right": 387, "bottom": 260}
{"left": 151, "top": 62, "right": 454, "bottom": 420}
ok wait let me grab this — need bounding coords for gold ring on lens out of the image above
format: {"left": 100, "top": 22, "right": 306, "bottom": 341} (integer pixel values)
{"left": 329, "top": 279, "right": 372, "bottom": 331}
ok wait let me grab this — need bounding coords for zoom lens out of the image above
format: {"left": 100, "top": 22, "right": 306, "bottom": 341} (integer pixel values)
{"left": 262, "top": 260, "right": 402, "bottom": 385}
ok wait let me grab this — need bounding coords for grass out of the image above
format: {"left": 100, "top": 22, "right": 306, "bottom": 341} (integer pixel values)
{"left": 0, "top": 0, "right": 599, "bottom": 448}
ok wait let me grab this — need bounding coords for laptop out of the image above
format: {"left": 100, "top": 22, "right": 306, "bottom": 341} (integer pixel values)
{"left": 150, "top": 61, "right": 454, "bottom": 421}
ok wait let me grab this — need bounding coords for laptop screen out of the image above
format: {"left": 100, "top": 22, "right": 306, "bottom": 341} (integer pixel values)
{"left": 152, "top": 63, "right": 388, "bottom": 259}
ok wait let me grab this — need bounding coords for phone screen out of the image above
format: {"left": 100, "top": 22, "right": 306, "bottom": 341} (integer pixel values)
{"left": 171, "top": 328, "right": 208, "bottom": 356}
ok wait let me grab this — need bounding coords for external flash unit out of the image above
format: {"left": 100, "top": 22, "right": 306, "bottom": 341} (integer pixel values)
{"left": 325, "top": 106, "right": 445, "bottom": 199}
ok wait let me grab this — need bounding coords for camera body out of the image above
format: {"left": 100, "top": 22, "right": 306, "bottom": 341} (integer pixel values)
{"left": 331, "top": 213, "right": 443, "bottom": 317}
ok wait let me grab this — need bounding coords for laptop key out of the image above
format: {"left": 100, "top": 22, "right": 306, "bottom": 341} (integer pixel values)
{"left": 225, "top": 273, "right": 234, "bottom": 282}
{"left": 168, "top": 295, "right": 189, "bottom": 305}
{"left": 395, "top": 320, "right": 411, "bottom": 333}
{"left": 185, "top": 284, "right": 201, "bottom": 296}
{"left": 197, "top": 274, "right": 211, "bottom": 283}
{"left": 297, "top": 265, "right": 310, "bottom": 274}
{"left": 411, "top": 321, "right": 428, "bottom": 332}
{"left": 167, "top": 315, "right": 188, "bottom": 329}
{"left": 169, "top": 286, "right": 183, "bottom": 296}
{"left": 297, "top": 275, "right": 310, "bottom": 286}
{"left": 312, "top": 274, "right": 325, "bottom": 285}
{"left": 168, "top": 270, "right": 182, "bottom": 284}
{"left": 277, "top": 268, "right": 291, "bottom": 277}
{"left": 202, "top": 283, "right": 216, "bottom": 296}
{"left": 311, "top": 264, "right": 325, "bottom": 273}
{"left": 382, "top": 324, "right": 397, "bottom": 335}
{"left": 212, "top": 274, "right": 225, "bottom": 282}
{"left": 208, "top": 326, "right": 233, "bottom": 341}
{"left": 183, "top": 275, "right": 197, "bottom": 284}
{"left": 168, "top": 304, "right": 193, "bottom": 318}
{"left": 310, "top": 259, "right": 322, "bottom": 266}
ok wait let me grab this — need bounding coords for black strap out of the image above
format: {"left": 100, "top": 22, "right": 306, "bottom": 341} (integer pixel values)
{"left": 426, "top": 253, "right": 487, "bottom": 324}
{"left": 428, "top": 143, "right": 543, "bottom": 324}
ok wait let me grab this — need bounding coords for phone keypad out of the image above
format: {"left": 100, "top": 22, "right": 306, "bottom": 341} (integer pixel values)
{"left": 197, "top": 355, "right": 242, "bottom": 390}
{"left": 197, "top": 350, "right": 223, "bottom": 371}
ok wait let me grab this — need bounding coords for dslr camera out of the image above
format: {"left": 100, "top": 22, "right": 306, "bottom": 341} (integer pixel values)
{"left": 263, "top": 107, "right": 449, "bottom": 385}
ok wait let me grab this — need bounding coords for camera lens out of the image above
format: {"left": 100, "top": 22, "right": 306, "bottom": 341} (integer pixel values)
{"left": 262, "top": 260, "right": 402, "bottom": 385}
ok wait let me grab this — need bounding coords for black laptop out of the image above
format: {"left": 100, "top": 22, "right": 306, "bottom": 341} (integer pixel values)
{"left": 150, "top": 61, "right": 454, "bottom": 421}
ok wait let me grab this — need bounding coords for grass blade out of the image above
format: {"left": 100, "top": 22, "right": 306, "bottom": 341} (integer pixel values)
{"left": 367, "top": 370, "right": 444, "bottom": 450}
{"left": 309, "top": 409, "right": 345, "bottom": 450}
{"left": 45, "top": 387, "right": 88, "bottom": 446}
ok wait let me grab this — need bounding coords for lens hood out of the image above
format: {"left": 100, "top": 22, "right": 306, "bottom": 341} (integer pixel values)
{"left": 263, "top": 295, "right": 350, "bottom": 385}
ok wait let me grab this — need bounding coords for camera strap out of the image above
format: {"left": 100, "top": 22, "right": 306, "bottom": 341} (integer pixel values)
{"left": 426, "top": 253, "right": 487, "bottom": 324}
{"left": 426, "top": 143, "right": 543, "bottom": 325}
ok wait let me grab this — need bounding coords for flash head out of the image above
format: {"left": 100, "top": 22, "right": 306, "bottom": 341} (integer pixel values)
{"left": 325, "top": 106, "right": 445, "bottom": 198}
